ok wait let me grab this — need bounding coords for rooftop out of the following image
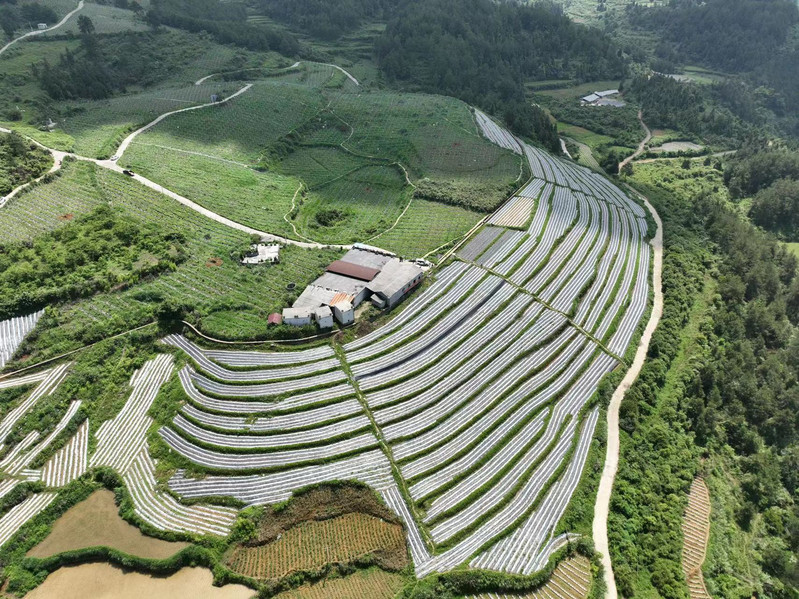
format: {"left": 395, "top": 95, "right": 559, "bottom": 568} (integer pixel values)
{"left": 341, "top": 248, "right": 394, "bottom": 271}
{"left": 313, "top": 272, "right": 369, "bottom": 296}
{"left": 367, "top": 259, "right": 424, "bottom": 298}
{"left": 326, "top": 260, "right": 381, "bottom": 282}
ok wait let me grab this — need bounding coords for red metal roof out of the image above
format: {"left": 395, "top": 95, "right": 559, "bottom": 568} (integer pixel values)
{"left": 267, "top": 313, "right": 283, "bottom": 325}
{"left": 326, "top": 260, "right": 380, "bottom": 282}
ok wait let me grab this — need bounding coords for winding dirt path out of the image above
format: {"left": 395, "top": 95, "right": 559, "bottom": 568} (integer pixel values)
{"left": 114, "top": 84, "right": 253, "bottom": 160}
{"left": 0, "top": 0, "right": 84, "bottom": 57}
{"left": 592, "top": 184, "right": 663, "bottom": 599}
{"left": 619, "top": 111, "right": 652, "bottom": 172}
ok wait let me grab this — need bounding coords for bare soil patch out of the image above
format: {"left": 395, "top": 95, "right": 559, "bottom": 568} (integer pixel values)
{"left": 58, "top": 213, "right": 73, "bottom": 221}
{"left": 27, "top": 490, "right": 189, "bottom": 560}
{"left": 206, "top": 257, "right": 223, "bottom": 267}
{"left": 24, "top": 564, "right": 254, "bottom": 599}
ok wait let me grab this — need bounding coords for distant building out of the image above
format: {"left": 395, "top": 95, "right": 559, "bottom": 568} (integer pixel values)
{"left": 367, "top": 260, "right": 425, "bottom": 310}
{"left": 282, "top": 307, "right": 313, "bottom": 327}
{"left": 37, "top": 23, "right": 48, "bottom": 30}
{"left": 241, "top": 244, "right": 280, "bottom": 265}
{"left": 581, "top": 90, "right": 624, "bottom": 107}
{"left": 286, "top": 244, "right": 425, "bottom": 326}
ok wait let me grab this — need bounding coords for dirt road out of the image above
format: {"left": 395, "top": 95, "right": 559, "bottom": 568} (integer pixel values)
{"left": 0, "top": 1, "right": 84, "bottom": 57}
{"left": 619, "top": 111, "right": 652, "bottom": 172}
{"left": 592, "top": 185, "right": 663, "bottom": 599}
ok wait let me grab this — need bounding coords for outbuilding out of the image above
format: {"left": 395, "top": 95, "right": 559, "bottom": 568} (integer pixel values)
{"left": 367, "top": 259, "right": 424, "bottom": 310}
{"left": 331, "top": 300, "right": 354, "bottom": 325}
{"left": 313, "top": 306, "right": 334, "bottom": 329}
{"left": 282, "top": 307, "right": 313, "bottom": 327}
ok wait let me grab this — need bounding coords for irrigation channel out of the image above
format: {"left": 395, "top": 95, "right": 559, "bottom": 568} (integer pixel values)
{"left": 0, "top": 82, "right": 660, "bottom": 585}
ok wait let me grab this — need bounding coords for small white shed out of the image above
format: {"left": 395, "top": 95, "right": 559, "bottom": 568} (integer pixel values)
{"left": 314, "top": 306, "right": 334, "bottom": 329}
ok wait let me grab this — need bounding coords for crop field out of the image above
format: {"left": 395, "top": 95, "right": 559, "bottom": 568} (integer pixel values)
{"left": 119, "top": 64, "right": 520, "bottom": 251}
{"left": 159, "top": 114, "right": 651, "bottom": 579}
{"left": 0, "top": 311, "right": 44, "bottom": 369}
{"left": 682, "top": 478, "right": 712, "bottom": 599}
{"left": 227, "top": 512, "right": 406, "bottom": 580}
{"left": 471, "top": 555, "right": 592, "bottom": 599}
{"left": 273, "top": 568, "right": 406, "bottom": 599}
{"left": 41, "top": 2, "right": 149, "bottom": 36}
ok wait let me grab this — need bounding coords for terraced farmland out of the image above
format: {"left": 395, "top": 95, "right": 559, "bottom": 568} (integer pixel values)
{"left": 682, "top": 478, "right": 712, "bottom": 599}
{"left": 471, "top": 555, "right": 592, "bottom": 599}
{"left": 160, "top": 113, "right": 652, "bottom": 578}
{"left": 227, "top": 512, "right": 406, "bottom": 580}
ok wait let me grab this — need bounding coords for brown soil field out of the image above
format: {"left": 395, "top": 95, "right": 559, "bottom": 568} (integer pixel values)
{"left": 228, "top": 513, "right": 407, "bottom": 580}
{"left": 472, "top": 556, "right": 593, "bottom": 599}
{"left": 27, "top": 489, "right": 189, "bottom": 559}
{"left": 24, "top": 564, "right": 255, "bottom": 599}
{"left": 274, "top": 568, "right": 406, "bottom": 599}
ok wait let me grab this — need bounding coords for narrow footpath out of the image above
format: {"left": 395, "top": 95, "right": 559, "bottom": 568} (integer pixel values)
{"left": 619, "top": 111, "right": 652, "bottom": 172}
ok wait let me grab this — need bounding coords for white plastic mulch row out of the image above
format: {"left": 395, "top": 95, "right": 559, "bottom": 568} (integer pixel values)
{"left": 0, "top": 492, "right": 57, "bottom": 548}
{"left": 1, "top": 400, "right": 82, "bottom": 476}
{"left": 478, "top": 230, "right": 525, "bottom": 269}
{"left": 524, "top": 190, "right": 587, "bottom": 291}
{"left": 162, "top": 335, "right": 343, "bottom": 383}
{"left": 578, "top": 208, "right": 635, "bottom": 333}
{"left": 91, "top": 354, "right": 174, "bottom": 471}
{"left": 607, "top": 241, "right": 650, "bottom": 355}
{"left": 178, "top": 370, "right": 362, "bottom": 430}
{"left": 488, "top": 195, "right": 537, "bottom": 229}
{"left": 593, "top": 234, "right": 643, "bottom": 342}
{"left": 510, "top": 187, "right": 578, "bottom": 285}
{"left": 0, "top": 363, "right": 70, "bottom": 446}
{"left": 344, "top": 261, "right": 470, "bottom": 352}
{"left": 172, "top": 410, "right": 372, "bottom": 450}
{"left": 403, "top": 338, "right": 595, "bottom": 502}
{"left": 0, "top": 370, "right": 50, "bottom": 390}
{"left": 124, "top": 447, "right": 236, "bottom": 536}
{"left": 363, "top": 295, "right": 537, "bottom": 406}
{"left": 41, "top": 419, "right": 89, "bottom": 487}
{"left": 385, "top": 311, "right": 572, "bottom": 449}
{"left": 539, "top": 195, "right": 606, "bottom": 312}
{"left": 159, "top": 426, "right": 378, "bottom": 471}
{"left": 204, "top": 344, "right": 334, "bottom": 368}
{"left": 352, "top": 277, "right": 512, "bottom": 382}
{"left": 472, "top": 408, "right": 599, "bottom": 574}
{"left": 381, "top": 483, "right": 431, "bottom": 567}
{"left": 0, "top": 310, "right": 44, "bottom": 370}
{"left": 458, "top": 227, "right": 504, "bottom": 262}
{"left": 474, "top": 108, "right": 522, "bottom": 155}
{"left": 346, "top": 266, "right": 486, "bottom": 363}
{"left": 189, "top": 370, "right": 354, "bottom": 405}
{"left": 168, "top": 448, "right": 395, "bottom": 505}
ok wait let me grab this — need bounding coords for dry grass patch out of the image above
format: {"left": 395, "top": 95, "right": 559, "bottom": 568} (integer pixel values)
{"left": 27, "top": 489, "right": 189, "bottom": 560}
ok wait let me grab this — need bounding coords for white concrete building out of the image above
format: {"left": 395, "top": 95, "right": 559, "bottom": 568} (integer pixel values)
{"left": 314, "top": 306, "right": 334, "bottom": 329}
{"left": 282, "top": 307, "right": 313, "bottom": 327}
{"left": 368, "top": 260, "right": 425, "bottom": 310}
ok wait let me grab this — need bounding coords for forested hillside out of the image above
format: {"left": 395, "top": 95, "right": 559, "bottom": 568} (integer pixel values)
{"left": 373, "top": 0, "right": 625, "bottom": 150}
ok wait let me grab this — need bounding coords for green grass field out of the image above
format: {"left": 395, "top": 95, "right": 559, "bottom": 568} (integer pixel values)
{"left": 557, "top": 123, "right": 615, "bottom": 149}
{"left": 538, "top": 80, "right": 623, "bottom": 100}
{"left": 786, "top": 242, "right": 799, "bottom": 260}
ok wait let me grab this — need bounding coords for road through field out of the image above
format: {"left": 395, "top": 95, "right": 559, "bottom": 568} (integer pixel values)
{"left": 0, "top": 103, "right": 351, "bottom": 250}
{"left": 593, "top": 184, "right": 663, "bottom": 599}
{"left": 0, "top": 1, "right": 85, "bottom": 57}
